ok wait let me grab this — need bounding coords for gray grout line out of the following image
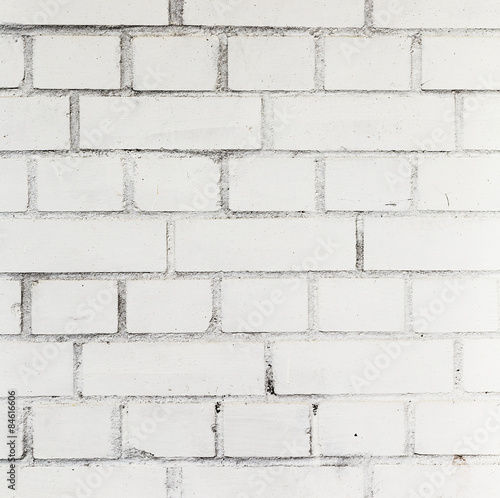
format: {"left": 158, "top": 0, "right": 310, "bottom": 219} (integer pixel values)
{"left": 214, "top": 401, "right": 224, "bottom": 458}
{"left": 261, "top": 94, "right": 274, "bottom": 149}
{"left": 69, "top": 93, "right": 80, "bottom": 151}
{"left": 216, "top": 33, "right": 229, "bottom": 92}
{"left": 169, "top": 0, "right": 184, "bottom": 26}
{"left": 314, "top": 34, "right": 325, "bottom": 91}
{"left": 364, "top": 461, "right": 374, "bottom": 498}
{"left": 410, "top": 32, "right": 422, "bottom": 92}
{"left": 73, "top": 343, "right": 83, "bottom": 397}
{"left": 409, "top": 155, "right": 419, "bottom": 211}
{"left": 218, "top": 155, "right": 230, "bottom": 213}
{"left": 455, "top": 93, "right": 465, "bottom": 151}
{"left": 26, "top": 157, "right": 38, "bottom": 212}
{"left": 307, "top": 274, "right": 318, "bottom": 334}
{"left": 264, "top": 342, "right": 276, "bottom": 396}
{"left": 117, "top": 279, "right": 128, "bottom": 336}
{"left": 453, "top": 338, "right": 465, "bottom": 393}
{"left": 404, "top": 274, "right": 414, "bottom": 335}
{"left": 356, "top": 216, "right": 365, "bottom": 272}
{"left": 314, "top": 157, "right": 326, "bottom": 213}
{"left": 120, "top": 32, "right": 134, "bottom": 92}
{"left": 309, "top": 403, "right": 320, "bottom": 457}
{"left": 21, "top": 35, "right": 33, "bottom": 95}
{"left": 364, "top": 0, "right": 374, "bottom": 29}
{"left": 122, "top": 156, "right": 136, "bottom": 212}
{"left": 166, "top": 221, "right": 175, "bottom": 276}
{"left": 20, "top": 279, "right": 33, "bottom": 336}
{"left": 406, "top": 400, "right": 416, "bottom": 455}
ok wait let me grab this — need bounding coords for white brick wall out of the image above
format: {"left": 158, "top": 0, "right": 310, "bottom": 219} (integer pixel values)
{"left": 0, "top": 2, "right": 498, "bottom": 496}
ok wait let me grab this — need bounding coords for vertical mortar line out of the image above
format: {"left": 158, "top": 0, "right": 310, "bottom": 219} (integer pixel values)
{"left": 111, "top": 401, "right": 124, "bottom": 458}
{"left": 216, "top": 33, "right": 229, "bottom": 92}
{"left": 169, "top": 0, "right": 184, "bottom": 25}
{"left": 314, "top": 34, "right": 325, "bottom": 91}
{"left": 27, "top": 157, "right": 38, "bottom": 213}
{"left": 73, "top": 343, "right": 84, "bottom": 398}
{"left": 211, "top": 274, "right": 223, "bottom": 335}
{"left": 20, "top": 279, "right": 33, "bottom": 337}
{"left": 308, "top": 273, "right": 318, "bottom": 334}
{"left": 453, "top": 337, "right": 465, "bottom": 392}
{"left": 120, "top": 32, "right": 134, "bottom": 92}
{"left": 364, "top": 461, "right": 374, "bottom": 498}
{"left": 69, "top": 93, "right": 81, "bottom": 152}
{"left": 409, "top": 155, "right": 419, "bottom": 212}
{"left": 24, "top": 405, "right": 34, "bottom": 465}
{"left": 410, "top": 32, "right": 422, "bottom": 92}
{"left": 364, "top": 0, "right": 374, "bottom": 29}
{"left": 264, "top": 342, "right": 276, "bottom": 396}
{"left": 309, "top": 403, "right": 320, "bottom": 457}
{"left": 404, "top": 273, "right": 413, "bottom": 335}
{"left": 314, "top": 156, "right": 326, "bottom": 213}
{"left": 214, "top": 401, "right": 224, "bottom": 458}
{"left": 405, "top": 400, "right": 416, "bottom": 455}
{"left": 166, "top": 221, "right": 175, "bottom": 276}
{"left": 261, "top": 94, "right": 274, "bottom": 150}
{"left": 166, "top": 467, "right": 183, "bottom": 498}
{"left": 122, "top": 157, "right": 136, "bottom": 212}
{"left": 117, "top": 279, "right": 127, "bottom": 336}
{"left": 219, "top": 154, "right": 231, "bottom": 214}
{"left": 356, "top": 216, "right": 365, "bottom": 272}
{"left": 455, "top": 92, "right": 465, "bottom": 151}
{"left": 21, "top": 35, "right": 34, "bottom": 95}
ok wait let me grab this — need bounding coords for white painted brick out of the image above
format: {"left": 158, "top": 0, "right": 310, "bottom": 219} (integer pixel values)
{"left": 365, "top": 217, "right": 500, "bottom": 270}
{"left": 0, "top": 97, "right": 69, "bottom": 150}
{"left": 125, "top": 402, "right": 215, "bottom": 457}
{"left": 17, "top": 466, "right": 166, "bottom": 498}
{"left": 133, "top": 36, "right": 219, "bottom": 91}
{"left": 463, "top": 96, "right": 500, "bottom": 150}
{"left": 318, "top": 278, "right": 405, "bottom": 332}
{"left": 0, "top": 158, "right": 28, "bottom": 212}
{"left": 37, "top": 157, "right": 123, "bottom": 211}
{"left": 79, "top": 96, "right": 261, "bottom": 150}
{"left": 0, "top": 342, "right": 73, "bottom": 396}
{"left": 412, "top": 278, "right": 498, "bottom": 333}
{"left": 134, "top": 156, "right": 220, "bottom": 211}
{"left": 422, "top": 36, "right": 500, "bottom": 90}
{"left": 415, "top": 401, "right": 500, "bottom": 455}
{"left": 183, "top": 0, "right": 365, "bottom": 27}
{"left": 418, "top": 157, "right": 500, "bottom": 211}
{"left": 325, "top": 36, "right": 411, "bottom": 90}
{"left": 181, "top": 466, "right": 364, "bottom": 498}
{"left": 33, "top": 403, "right": 117, "bottom": 459}
{"left": 228, "top": 36, "right": 315, "bottom": 90}
{"left": 126, "top": 280, "right": 212, "bottom": 334}
{"left": 1, "top": 399, "right": 23, "bottom": 459}
{"left": 325, "top": 157, "right": 412, "bottom": 211}
{"left": 463, "top": 339, "right": 500, "bottom": 392}
{"left": 32, "top": 280, "right": 118, "bottom": 335}
{"left": 374, "top": 0, "right": 500, "bottom": 28}
{"left": 82, "top": 342, "right": 265, "bottom": 395}
{"left": 0, "top": 36, "right": 24, "bottom": 88}
{"left": 223, "top": 402, "right": 310, "bottom": 457}
{"left": 318, "top": 401, "right": 406, "bottom": 456}
{"left": 0, "top": 0, "right": 170, "bottom": 25}
{"left": 228, "top": 157, "right": 316, "bottom": 212}
{"left": 175, "top": 219, "right": 356, "bottom": 271}
{"left": 0, "top": 280, "right": 21, "bottom": 335}
{"left": 271, "top": 95, "right": 455, "bottom": 151}
{"left": 0, "top": 219, "right": 166, "bottom": 272}
{"left": 33, "top": 36, "right": 121, "bottom": 89}
{"left": 373, "top": 464, "right": 500, "bottom": 498}
{"left": 221, "top": 278, "right": 308, "bottom": 333}
{"left": 273, "top": 340, "right": 454, "bottom": 394}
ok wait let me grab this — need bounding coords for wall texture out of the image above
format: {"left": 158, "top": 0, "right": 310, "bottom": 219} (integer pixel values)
{"left": 1, "top": 0, "right": 500, "bottom": 496}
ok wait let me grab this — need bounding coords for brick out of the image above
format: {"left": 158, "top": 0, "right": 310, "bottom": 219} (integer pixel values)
{"left": 412, "top": 278, "right": 498, "bottom": 333}
{"left": 271, "top": 95, "right": 455, "bottom": 151}
{"left": 228, "top": 36, "right": 315, "bottom": 90}
{"left": 418, "top": 157, "right": 500, "bottom": 211}
{"left": 463, "top": 339, "right": 500, "bottom": 392}
{"left": 318, "top": 401, "right": 406, "bottom": 456}
{"left": 422, "top": 36, "right": 500, "bottom": 90}
{"left": 0, "top": 280, "right": 21, "bottom": 335}
{"left": 0, "top": 97, "right": 69, "bottom": 150}
{"left": 325, "top": 157, "right": 412, "bottom": 212}
{"left": 33, "top": 403, "right": 117, "bottom": 459}
{"left": 33, "top": 35, "right": 121, "bottom": 89}
{"left": 181, "top": 466, "right": 364, "bottom": 498}
{"left": 0, "top": 159, "right": 28, "bottom": 212}
{"left": 17, "top": 466, "right": 166, "bottom": 498}
{"left": 32, "top": 280, "right": 118, "bottom": 335}
{"left": 0, "top": 343, "right": 73, "bottom": 396}
{"left": 183, "top": 0, "right": 365, "bottom": 28}
{"left": 82, "top": 342, "right": 265, "bottom": 395}
{"left": 415, "top": 401, "right": 500, "bottom": 455}
{"left": 79, "top": 96, "right": 261, "bottom": 150}
{"left": 318, "top": 278, "right": 405, "bottom": 332}
{"left": 364, "top": 217, "right": 500, "bottom": 270}
{"left": 228, "top": 157, "right": 316, "bottom": 212}
{"left": 0, "top": 36, "right": 24, "bottom": 88}
{"left": 373, "top": 464, "right": 500, "bottom": 498}
{"left": 223, "top": 402, "right": 310, "bottom": 457}
{"left": 0, "top": 0, "right": 170, "bottom": 25}
{"left": 273, "top": 340, "right": 454, "bottom": 394}
{"left": 134, "top": 156, "right": 220, "bottom": 211}
{"left": 373, "top": 0, "right": 500, "bottom": 28}
{"left": 221, "top": 278, "right": 308, "bottom": 333}
{"left": 133, "top": 36, "right": 218, "bottom": 91}
{"left": 0, "top": 219, "right": 166, "bottom": 272}
{"left": 126, "top": 280, "right": 212, "bottom": 334}
{"left": 37, "top": 157, "right": 124, "bottom": 211}
{"left": 463, "top": 96, "right": 500, "bottom": 150}
{"left": 324, "top": 36, "right": 411, "bottom": 90}
{"left": 175, "top": 218, "right": 356, "bottom": 271}
{"left": 125, "top": 402, "right": 215, "bottom": 457}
